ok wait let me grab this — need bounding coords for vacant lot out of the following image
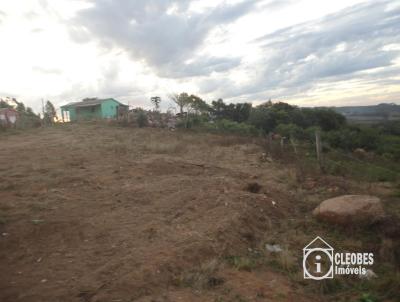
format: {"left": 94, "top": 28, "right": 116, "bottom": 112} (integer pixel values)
{"left": 0, "top": 123, "right": 398, "bottom": 301}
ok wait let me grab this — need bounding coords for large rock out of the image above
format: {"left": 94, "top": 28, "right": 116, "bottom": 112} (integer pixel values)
{"left": 313, "top": 195, "right": 385, "bottom": 225}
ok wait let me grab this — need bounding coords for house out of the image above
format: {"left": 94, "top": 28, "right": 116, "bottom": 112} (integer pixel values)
{"left": 0, "top": 108, "right": 19, "bottom": 127}
{"left": 60, "top": 98, "right": 128, "bottom": 122}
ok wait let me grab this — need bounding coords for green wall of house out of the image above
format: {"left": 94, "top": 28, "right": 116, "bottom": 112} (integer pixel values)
{"left": 61, "top": 98, "right": 121, "bottom": 121}
{"left": 100, "top": 99, "right": 119, "bottom": 118}
{"left": 67, "top": 107, "right": 77, "bottom": 121}
{"left": 74, "top": 105, "right": 102, "bottom": 120}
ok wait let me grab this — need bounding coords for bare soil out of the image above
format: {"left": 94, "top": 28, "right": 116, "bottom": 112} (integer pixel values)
{"left": 0, "top": 123, "right": 396, "bottom": 301}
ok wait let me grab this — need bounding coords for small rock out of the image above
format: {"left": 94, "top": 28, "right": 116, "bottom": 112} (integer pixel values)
{"left": 2, "top": 232, "right": 9, "bottom": 237}
{"left": 353, "top": 148, "right": 367, "bottom": 159}
{"left": 266, "top": 244, "right": 283, "bottom": 253}
{"left": 359, "top": 269, "right": 377, "bottom": 280}
{"left": 41, "top": 279, "right": 47, "bottom": 283}
{"left": 260, "top": 153, "right": 273, "bottom": 162}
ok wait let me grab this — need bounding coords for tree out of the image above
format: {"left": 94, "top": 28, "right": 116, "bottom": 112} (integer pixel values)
{"left": 43, "top": 100, "right": 57, "bottom": 124}
{"left": 136, "top": 109, "right": 148, "bottom": 127}
{"left": 248, "top": 105, "right": 276, "bottom": 133}
{"left": 209, "top": 99, "right": 251, "bottom": 122}
{"left": 306, "top": 108, "right": 346, "bottom": 131}
{"left": 232, "top": 103, "right": 252, "bottom": 123}
{"left": 189, "top": 94, "right": 210, "bottom": 114}
{"left": 150, "top": 96, "right": 161, "bottom": 111}
{"left": 16, "top": 101, "right": 26, "bottom": 113}
{"left": 170, "top": 93, "right": 190, "bottom": 114}
{"left": 26, "top": 107, "right": 35, "bottom": 116}
{"left": 1, "top": 98, "right": 41, "bottom": 128}
{"left": 0, "top": 99, "right": 12, "bottom": 109}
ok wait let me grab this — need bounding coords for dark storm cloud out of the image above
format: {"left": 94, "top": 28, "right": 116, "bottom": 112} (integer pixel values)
{"left": 202, "top": 0, "right": 400, "bottom": 101}
{"left": 70, "top": 0, "right": 255, "bottom": 78}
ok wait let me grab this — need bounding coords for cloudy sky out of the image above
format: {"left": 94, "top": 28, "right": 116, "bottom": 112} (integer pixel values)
{"left": 0, "top": 0, "right": 399, "bottom": 112}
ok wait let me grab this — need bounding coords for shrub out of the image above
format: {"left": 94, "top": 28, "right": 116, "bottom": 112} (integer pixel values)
{"left": 275, "top": 123, "right": 305, "bottom": 139}
{"left": 204, "top": 119, "right": 260, "bottom": 136}
{"left": 136, "top": 110, "right": 148, "bottom": 128}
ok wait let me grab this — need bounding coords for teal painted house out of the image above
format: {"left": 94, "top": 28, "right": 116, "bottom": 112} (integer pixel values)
{"left": 61, "top": 98, "right": 128, "bottom": 122}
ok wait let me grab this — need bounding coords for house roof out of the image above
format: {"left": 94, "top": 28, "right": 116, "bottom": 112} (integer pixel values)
{"left": 303, "top": 236, "right": 333, "bottom": 250}
{"left": 61, "top": 98, "right": 127, "bottom": 108}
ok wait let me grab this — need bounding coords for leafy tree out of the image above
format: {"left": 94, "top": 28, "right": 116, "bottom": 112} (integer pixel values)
{"left": 26, "top": 107, "right": 35, "bottom": 116}
{"left": 170, "top": 93, "right": 190, "bottom": 114}
{"left": 209, "top": 99, "right": 252, "bottom": 122}
{"left": 0, "top": 99, "right": 12, "bottom": 109}
{"left": 275, "top": 123, "right": 305, "bottom": 139}
{"left": 16, "top": 101, "right": 26, "bottom": 112}
{"left": 43, "top": 100, "right": 57, "bottom": 124}
{"left": 189, "top": 94, "right": 210, "bottom": 114}
{"left": 210, "top": 99, "right": 227, "bottom": 119}
{"left": 248, "top": 105, "right": 276, "bottom": 133}
{"left": 136, "top": 109, "right": 148, "bottom": 127}
{"left": 232, "top": 103, "right": 252, "bottom": 123}
{"left": 303, "top": 108, "right": 346, "bottom": 131}
{"left": 1, "top": 98, "right": 41, "bottom": 128}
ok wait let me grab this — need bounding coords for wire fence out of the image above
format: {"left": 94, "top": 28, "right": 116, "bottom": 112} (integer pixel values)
{"left": 263, "top": 131, "right": 399, "bottom": 182}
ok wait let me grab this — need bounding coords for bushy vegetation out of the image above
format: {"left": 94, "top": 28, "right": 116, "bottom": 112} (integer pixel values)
{"left": 0, "top": 98, "right": 41, "bottom": 130}
{"left": 136, "top": 109, "right": 148, "bottom": 128}
{"left": 202, "top": 119, "right": 260, "bottom": 136}
{"left": 158, "top": 94, "right": 399, "bottom": 184}
{"left": 170, "top": 94, "right": 399, "bottom": 163}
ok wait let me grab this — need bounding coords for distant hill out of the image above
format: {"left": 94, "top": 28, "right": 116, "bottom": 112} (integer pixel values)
{"left": 329, "top": 103, "right": 400, "bottom": 124}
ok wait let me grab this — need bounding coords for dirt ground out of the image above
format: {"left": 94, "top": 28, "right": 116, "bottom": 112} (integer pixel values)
{"left": 0, "top": 123, "right": 397, "bottom": 301}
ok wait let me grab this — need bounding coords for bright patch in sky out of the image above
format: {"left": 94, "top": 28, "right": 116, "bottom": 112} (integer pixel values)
{"left": 0, "top": 0, "right": 399, "bottom": 113}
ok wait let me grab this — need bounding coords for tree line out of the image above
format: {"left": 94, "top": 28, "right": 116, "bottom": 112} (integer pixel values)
{"left": 0, "top": 98, "right": 58, "bottom": 128}
{"left": 149, "top": 93, "right": 399, "bottom": 161}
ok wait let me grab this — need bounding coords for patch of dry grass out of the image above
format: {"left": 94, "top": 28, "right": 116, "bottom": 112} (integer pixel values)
{"left": 140, "top": 140, "right": 187, "bottom": 154}
{"left": 174, "top": 258, "right": 224, "bottom": 289}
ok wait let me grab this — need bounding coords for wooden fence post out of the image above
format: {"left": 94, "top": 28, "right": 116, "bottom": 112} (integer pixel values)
{"left": 280, "top": 137, "right": 285, "bottom": 151}
{"left": 289, "top": 136, "right": 297, "bottom": 155}
{"left": 315, "top": 130, "right": 323, "bottom": 170}
{"left": 267, "top": 132, "right": 272, "bottom": 157}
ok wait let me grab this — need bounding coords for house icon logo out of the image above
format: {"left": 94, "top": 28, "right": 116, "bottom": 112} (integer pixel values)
{"left": 303, "top": 236, "right": 334, "bottom": 280}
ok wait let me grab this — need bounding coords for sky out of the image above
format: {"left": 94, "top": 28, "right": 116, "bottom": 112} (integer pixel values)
{"left": 0, "top": 0, "right": 399, "bottom": 113}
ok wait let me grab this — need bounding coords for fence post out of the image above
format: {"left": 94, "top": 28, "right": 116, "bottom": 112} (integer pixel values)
{"left": 315, "top": 130, "right": 323, "bottom": 170}
{"left": 289, "top": 136, "right": 297, "bottom": 155}
{"left": 280, "top": 137, "right": 285, "bottom": 151}
{"left": 267, "top": 132, "right": 272, "bottom": 157}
